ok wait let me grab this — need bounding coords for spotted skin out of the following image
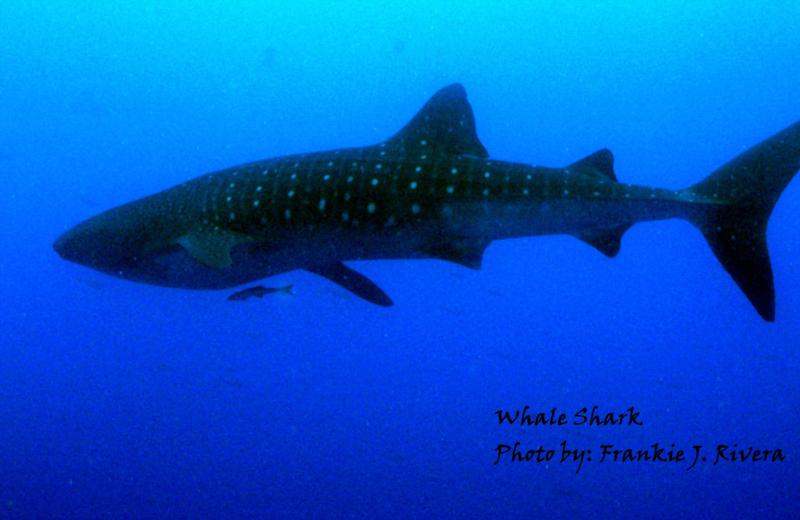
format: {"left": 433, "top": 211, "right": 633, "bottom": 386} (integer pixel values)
{"left": 181, "top": 150, "right": 685, "bottom": 246}
{"left": 54, "top": 84, "right": 800, "bottom": 320}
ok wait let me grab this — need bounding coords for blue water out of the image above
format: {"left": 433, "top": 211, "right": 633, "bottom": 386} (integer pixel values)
{"left": 2, "top": 2, "right": 799, "bottom": 518}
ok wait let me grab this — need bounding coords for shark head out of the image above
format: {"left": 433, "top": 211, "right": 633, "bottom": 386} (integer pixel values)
{"left": 54, "top": 204, "right": 164, "bottom": 279}
{"left": 53, "top": 195, "right": 276, "bottom": 290}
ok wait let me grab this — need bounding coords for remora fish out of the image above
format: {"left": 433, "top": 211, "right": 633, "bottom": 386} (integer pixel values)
{"left": 54, "top": 84, "right": 800, "bottom": 321}
{"left": 227, "top": 284, "right": 294, "bottom": 301}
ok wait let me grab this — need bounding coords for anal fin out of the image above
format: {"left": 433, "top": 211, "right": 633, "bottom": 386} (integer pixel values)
{"left": 425, "top": 238, "right": 491, "bottom": 270}
{"left": 576, "top": 225, "right": 631, "bottom": 258}
{"left": 306, "top": 262, "right": 393, "bottom": 307}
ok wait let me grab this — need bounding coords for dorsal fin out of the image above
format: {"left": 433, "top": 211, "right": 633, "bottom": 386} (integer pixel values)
{"left": 568, "top": 149, "right": 617, "bottom": 181}
{"left": 385, "top": 83, "right": 488, "bottom": 158}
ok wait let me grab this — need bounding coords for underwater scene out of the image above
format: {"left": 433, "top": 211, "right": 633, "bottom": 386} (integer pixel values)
{"left": 2, "top": 1, "right": 799, "bottom": 518}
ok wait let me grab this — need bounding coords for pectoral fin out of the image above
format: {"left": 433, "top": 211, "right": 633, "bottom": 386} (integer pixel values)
{"left": 177, "top": 229, "right": 251, "bottom": 268}
{"left": 306, "top": 262, "right": 393, "bottom": 307}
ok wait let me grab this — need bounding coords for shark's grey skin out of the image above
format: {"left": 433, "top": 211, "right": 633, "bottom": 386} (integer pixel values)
{"left": 54, "top": 84, "right": 800, "bottom": 321}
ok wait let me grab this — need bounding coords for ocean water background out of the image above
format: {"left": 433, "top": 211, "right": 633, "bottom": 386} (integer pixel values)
{"left": 2, "top": 1, "right": 799, "bottom": 518}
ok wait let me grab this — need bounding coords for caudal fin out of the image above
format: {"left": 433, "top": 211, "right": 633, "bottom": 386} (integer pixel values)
{"left": 682, "top": 121, "right": 800, "bottom": 321}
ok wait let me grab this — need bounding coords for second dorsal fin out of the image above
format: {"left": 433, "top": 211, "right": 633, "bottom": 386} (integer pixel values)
{"left": 568, "top": 149, "right": 617, "bottom": 181}
{"left": 385, "top": 83, "right": 489, "bottom": 158}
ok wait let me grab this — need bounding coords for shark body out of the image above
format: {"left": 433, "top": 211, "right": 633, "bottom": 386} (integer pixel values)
{"left": 55, "top": 84, "right": 800, "bottom": 320}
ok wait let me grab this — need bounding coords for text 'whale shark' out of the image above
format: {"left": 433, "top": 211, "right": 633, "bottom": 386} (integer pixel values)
{"left": 54, "top": 84, "right": 800, "bottom": 321}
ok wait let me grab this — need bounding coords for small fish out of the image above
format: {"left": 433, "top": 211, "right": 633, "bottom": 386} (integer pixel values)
{"left": 227, "top": 284, "right": 294, "bottom": 301}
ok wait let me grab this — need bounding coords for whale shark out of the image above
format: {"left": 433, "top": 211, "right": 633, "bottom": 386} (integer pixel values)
{"left": 54, "top": 84, "right": 800, "bottom": 321}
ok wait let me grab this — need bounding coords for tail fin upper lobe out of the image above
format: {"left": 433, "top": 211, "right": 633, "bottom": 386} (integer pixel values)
{"left": 683, "top": 121, "right": 800, "bottom": 321}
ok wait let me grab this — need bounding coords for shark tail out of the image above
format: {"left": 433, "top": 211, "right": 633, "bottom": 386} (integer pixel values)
{"left": 681, "top": 121, "right": 800, "bottom": 321}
